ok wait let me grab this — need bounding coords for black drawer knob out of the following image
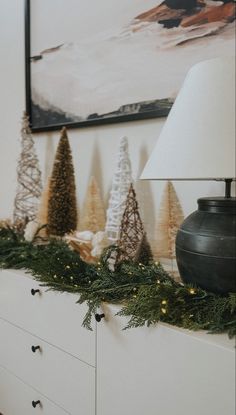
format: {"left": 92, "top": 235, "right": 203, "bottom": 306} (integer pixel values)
{"left": 31, "top": 345, "right": 40, "bottom": 353}
{"left": 31, "top": 288, "right": 40, "bottom": 296}
{"left": 32, "top": 400, "right": 40, "bottom": 408}
{"left": 95, "top": 313, "right": 105, "bottom": 322}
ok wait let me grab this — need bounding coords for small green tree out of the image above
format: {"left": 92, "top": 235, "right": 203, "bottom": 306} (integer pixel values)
{"left": 47, "top": 127, "right": 77, "bottom": 236}
{"left": 134, "top": 232, "right": 153, "bottom": 265}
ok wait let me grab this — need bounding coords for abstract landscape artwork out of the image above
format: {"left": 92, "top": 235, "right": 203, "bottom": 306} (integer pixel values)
{"left": 26, "top": 0, "right": 235, "bottom": 131}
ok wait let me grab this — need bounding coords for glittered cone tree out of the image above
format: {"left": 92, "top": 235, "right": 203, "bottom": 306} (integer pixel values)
{"left": 47, "top": 127, "right": 77, "bottom": 237}
{"left": 116, "top": 183, "right": 145, "bottom": 264}
{"left": 105, "top": 136, "right": 132, "bottom": 243}
{"left": 134, "top": 232, "right": 153, "bottom": 265}
{"left": 13, "top": 112, "right": 42, "bottom": 224}
{"left": 80, "top": 176, "right": 105, "bottom": 232}
{"left": 155, "top": 181, "right": 184, "bottom": 260}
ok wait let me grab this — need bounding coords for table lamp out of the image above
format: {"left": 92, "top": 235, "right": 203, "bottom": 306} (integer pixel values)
{"left": 141, "top": 57, "right": 236, "bottom": 294}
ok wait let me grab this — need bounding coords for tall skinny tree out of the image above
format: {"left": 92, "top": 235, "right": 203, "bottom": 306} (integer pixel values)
{"left": 13, "top": 112, "right": 42, "bottom": 224}
{"left": 155, "top": 181, "right": 184, "bottom": 260}
{"left": 37, "top": 178, "right": 50, "bottom": 226}
{"left": 47, "top": 127, "right": 77, "bottom": 236}
{"left": 105, "top": 136, "right": 132, "bottom": 243}
{"left": 80, "top": 176, "right": 105, "bottom": 232}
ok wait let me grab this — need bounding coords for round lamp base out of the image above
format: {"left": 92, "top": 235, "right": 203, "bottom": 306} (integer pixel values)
{"left": 176, "top": 197, "right": 236, "bottom": 294}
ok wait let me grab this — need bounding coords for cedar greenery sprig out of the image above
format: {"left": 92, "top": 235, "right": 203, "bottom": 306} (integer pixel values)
{"left": 0, "top": 225, "right": 235, "bottom": 336}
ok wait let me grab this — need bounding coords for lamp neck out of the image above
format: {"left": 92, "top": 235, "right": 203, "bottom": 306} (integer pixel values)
{"left": 225, "top": 179, "right": 233, "bottom": 198}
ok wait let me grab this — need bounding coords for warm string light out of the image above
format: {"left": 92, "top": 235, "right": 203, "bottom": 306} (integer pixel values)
{"left": 189, "top": 288, "right": 196, "bottom": 295}
{"left": 161, "top": 299, "right": 168, "bottom": 314}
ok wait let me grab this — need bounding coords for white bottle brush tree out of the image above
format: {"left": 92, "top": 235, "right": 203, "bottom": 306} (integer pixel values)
{"left": 105, "top": 136, "right": 132, "bottom": 243}
{"left": 13, "top": 112, "right": 42, "bottom": 225}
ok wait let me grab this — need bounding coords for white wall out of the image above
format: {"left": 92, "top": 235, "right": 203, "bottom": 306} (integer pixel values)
{"left": 0, "top": 0, "right": 233, "bottom": 245}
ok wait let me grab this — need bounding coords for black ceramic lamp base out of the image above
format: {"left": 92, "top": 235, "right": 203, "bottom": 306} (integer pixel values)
{"left": 176, "top": 197, "right": 236, "bottom": 294}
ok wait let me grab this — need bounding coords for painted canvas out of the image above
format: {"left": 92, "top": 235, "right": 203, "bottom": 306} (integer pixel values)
{"left": 26, "top": 0, "right": 235, "bottom": 131}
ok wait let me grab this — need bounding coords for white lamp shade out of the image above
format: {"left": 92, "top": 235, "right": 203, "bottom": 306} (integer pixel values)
{"left": 141, "top": 57, "right": 236, "bottom": 181}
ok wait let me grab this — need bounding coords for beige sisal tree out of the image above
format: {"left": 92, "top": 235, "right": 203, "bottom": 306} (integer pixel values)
{"left": 37, "top": 178, "right": 50, "bottom": 226}
{"left": 155, "top": 181, "right": 184, "bottom": 260}
{"left": 35, "top": 178, "right": 51, "bottom": 238}
{"left": 80, "top": 176, "right": 105, "bottom": 232}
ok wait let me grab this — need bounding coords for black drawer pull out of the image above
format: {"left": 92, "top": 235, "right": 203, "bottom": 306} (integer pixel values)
{"left": 95, "top": 313, "right": 105, "bottom": 322}
{"left": 32, "top": 400, "right": 40, "bottom": 408}
{"left": 31, "top": 345, "right": 40, "bottom": 353}
{"left": 31, "top": 288, "right": 40, "bottom": 296}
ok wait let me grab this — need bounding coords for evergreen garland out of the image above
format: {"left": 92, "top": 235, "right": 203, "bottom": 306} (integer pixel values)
{"left": 0, "top": 225, "right": 235, "bottom": 337}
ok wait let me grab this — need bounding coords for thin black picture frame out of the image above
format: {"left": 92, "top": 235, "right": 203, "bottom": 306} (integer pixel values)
{"left": 25, "top": 0, "right": 171, "bottom": 133}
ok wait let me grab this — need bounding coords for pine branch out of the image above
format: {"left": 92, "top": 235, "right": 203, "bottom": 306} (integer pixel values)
{"left": 0, "top": 224, "right": 235, "bottom": 335}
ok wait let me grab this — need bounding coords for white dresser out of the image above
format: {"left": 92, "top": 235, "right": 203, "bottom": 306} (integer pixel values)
{"left": 97, "top": 303, "right": 235, "bottom": 415}
{"left": 0, "top": 269, "right": 96, "bottom": 415}
{"left": 0, "top": 269, "right": 235, "bottom": 415}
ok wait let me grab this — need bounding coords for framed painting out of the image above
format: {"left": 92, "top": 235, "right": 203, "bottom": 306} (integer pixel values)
{"left": 25, "top": 0, "right": 235, "bottom": 132}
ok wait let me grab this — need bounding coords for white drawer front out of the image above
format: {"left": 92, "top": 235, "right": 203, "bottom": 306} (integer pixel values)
{"left": 0, "top": 365, "right": 69, "bottom": 415}
{"left": 0, "top": 318, "right": 95, "bottom": 415}
{"left": 0, "top": 269, "right": 95, "bottom": 366}
{"left": 97, "top": 304, "right": 235, "bottom": 415}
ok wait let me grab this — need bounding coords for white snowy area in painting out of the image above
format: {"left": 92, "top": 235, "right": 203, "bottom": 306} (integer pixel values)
{"left": 31, "top": 0, "right": 235, "bottom": 120}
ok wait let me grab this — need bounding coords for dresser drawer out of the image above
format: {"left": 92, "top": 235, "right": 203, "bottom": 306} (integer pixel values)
{"left": 0, "top": 365, "right": 69, "bottom": 415}
{"left": 0, "top": 318, "right": 95, "bottom": 415}
{"left": 0, "top": 269, "right": 95, "bottom": 365}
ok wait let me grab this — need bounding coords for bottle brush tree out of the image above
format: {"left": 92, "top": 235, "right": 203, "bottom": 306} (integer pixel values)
{"left": 80, "top": 176, "right": 105, "bottom": 232}
{"left": 47, "top": 127, "right": 77, "bottom": 236}
{"left": 155, "top": 181, "right": 184, "bottom": 260}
